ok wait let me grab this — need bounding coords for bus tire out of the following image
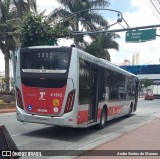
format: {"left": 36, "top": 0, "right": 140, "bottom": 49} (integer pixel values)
{"left": 127, "top": 104, "right": 132, "bottom": 117}
{"left": 97, "top": 107, "right": 107, "bottom": 129}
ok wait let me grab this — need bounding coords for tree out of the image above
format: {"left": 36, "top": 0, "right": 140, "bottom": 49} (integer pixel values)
{"left": 141, "top": 78, "right": 153, "bottom": 88}
{"left": 0, "top": 0, "right": 17, "bottom": 91}
{"left": 13, "top": 0, "right": 37, "bottom": 18}
{"left": 14, "top": 12, "right": 71, "bottom": 47}
{"left": 50, "top": 0, "right": 110, "bottom": 47}
{"left": 85, "top": 33, "right": 120, "bottom": 61}
{"left": 0, "top": 0, "right": 37, "bottom": 91}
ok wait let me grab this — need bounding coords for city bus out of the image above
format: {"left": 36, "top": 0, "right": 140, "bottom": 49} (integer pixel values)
{"left": 15, "top": 46, "right": 139, "bottom": 129}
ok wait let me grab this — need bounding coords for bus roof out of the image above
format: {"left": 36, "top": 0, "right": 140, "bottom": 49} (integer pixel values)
{"left": 76, "top": 48, "right": 138, "bottom": 79}
{"left": 23, "top": 45, "right": 69, "bottom": 49}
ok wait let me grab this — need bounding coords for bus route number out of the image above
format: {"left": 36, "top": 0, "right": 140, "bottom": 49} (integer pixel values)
{"left": 51, "top": 93, "right": 62, "bottom": 98}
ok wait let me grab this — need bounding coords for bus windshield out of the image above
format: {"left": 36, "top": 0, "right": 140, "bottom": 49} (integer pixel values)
{"left": 21, "top": 51, "right": 70, "bottom": 73}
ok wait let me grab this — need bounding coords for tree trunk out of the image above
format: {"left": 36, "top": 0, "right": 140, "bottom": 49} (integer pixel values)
{"left": 74, "top": 17, "right": 79, "bottom": 47}
{"left": 13, "top": 0, "right": 23, "bottom": 18}
{"left": 11, "top": 51, "right": 16, "bottom": 86}
{"left": 4, "top": 49, "right": 10, "bottom": 91}
{"left": 106, "top": 51, "right": 111, "bottom": 61}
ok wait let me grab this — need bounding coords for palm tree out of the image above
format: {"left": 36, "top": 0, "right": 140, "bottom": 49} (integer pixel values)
{"left": 0, "top": 0, "right": 17, "bottom": 91}
{"left": 50, "top": 0, "right": 110, "bottom": 47}
{"left": 85, "top": 33, "right": 120, "bottom": 61}
{"left": 13, "top": 0, "right": 37, "bottom": 18}
{"left": 0, "top": 0, "right": 37, "bottom": 91}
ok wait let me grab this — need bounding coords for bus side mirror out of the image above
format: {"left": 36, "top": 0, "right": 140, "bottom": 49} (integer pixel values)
{"left": 0, "top": 125, "right": 19, "bottom": 159}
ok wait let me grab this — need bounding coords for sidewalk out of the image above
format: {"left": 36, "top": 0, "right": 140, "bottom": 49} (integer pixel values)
{"left": 77, "top": 118, "right": 160, "bottom": 159}
{"left": 0, "top": 104, "right": 16, "bottom": 114}
{"left": 0, "top": 108, "right": 16, "bottom": 114}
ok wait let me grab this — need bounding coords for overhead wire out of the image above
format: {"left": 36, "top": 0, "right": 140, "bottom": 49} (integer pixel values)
{"left": 157, "top": 0, "right": 160, "bottom": 6}
{"left": 145, "top": 0, "right": 160, "bottom": 21}
{"left": 149, "top": 0, "right": 160, "bottom": 16}
{"left": 153, "top": 0, "right": 160, "bottom": 11}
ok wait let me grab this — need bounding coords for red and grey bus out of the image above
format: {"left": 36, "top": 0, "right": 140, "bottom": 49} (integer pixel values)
{"left": 15, "top": 46, "right": 139, "bottom": 129}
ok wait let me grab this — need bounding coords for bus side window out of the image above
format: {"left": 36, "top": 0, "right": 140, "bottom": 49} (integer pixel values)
{"left": 127, "top": 78, "right": 134, "bottom": 97}
{"left": 79, "top": 59, "right": 90, "bottom": 105}
{"left": 109, "top": 72, "right": 125, "bottom": 100}
{"left": 98, "top": 70, "right": 106, "bottom": 100}
{"left": 104, "top": 71, "right": 110, "bottom": 100}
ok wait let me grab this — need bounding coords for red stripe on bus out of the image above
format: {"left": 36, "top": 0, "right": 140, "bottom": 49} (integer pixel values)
{"left": 77, "top": 105, "right": 122, "bottom": 124}
{"left": 77, "top": 110, "right": 88, "bottom": 124}
{"left": 97, "top": 108, "right": 102, "bottom": 119}
{"left": 108, "top": 106, "right": 122, "bottom": 116}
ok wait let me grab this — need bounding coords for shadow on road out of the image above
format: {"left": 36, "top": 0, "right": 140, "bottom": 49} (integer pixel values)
{"left": 21, "top": 114, "right": 135, "bottom": 142}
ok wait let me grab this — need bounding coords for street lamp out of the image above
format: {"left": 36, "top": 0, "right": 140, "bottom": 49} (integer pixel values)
{"left": 56, "top": 8, "right": 129, "bottom": 33}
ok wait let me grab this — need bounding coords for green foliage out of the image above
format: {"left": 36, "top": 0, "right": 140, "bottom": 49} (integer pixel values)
{"left": 141, "top": 78, "right": 153, "bottom": 88}
{"left": 85, "top": 33, "right": 120, "bottom": 61}
{"left": 14, "top": 12, "right": 71, "bottom": 47}
{"left": 51, "top": 0, "right": 110, "bottom": 46}
{"left": 0, "top": 100, "right": 5, "bottom": 104}
{"left": 0, "top": 0, "right": 17, "bottom": 53}
{"left": 0, "top": 0, "right": 44, "bottom": 91}
{"left": 1, "top": 77, "right": 5, "bottom": 83}
{"left": 14, "top": 13, "right": 56, "bottom": 47}
{"left": 85, "top": 41, "right": 108, "bottom": 59}
{"left": 10, "top": 77, "right": 14, "bottom": 88}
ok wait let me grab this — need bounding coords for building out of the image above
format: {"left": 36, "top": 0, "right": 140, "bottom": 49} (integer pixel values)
{"left": 132, "top": 53, "right": 140, "bottom": 65}
{"left": 122, "top": 59, "right": 131, "bottom": 66}
{"left": 120, "top": 64, "right": 160, "bottom": 82}
{"left": 113, "top": 59, "right": 131, "bottom": 66}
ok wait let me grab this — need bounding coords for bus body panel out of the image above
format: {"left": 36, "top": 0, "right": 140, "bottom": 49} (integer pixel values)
{"left": 17, "top": 106, "right": 77, "bottom": 127}
{"left": 21, "top": 84, "right": 66, "bottom": 115}
{"left": 16, "top": 47, "right": 79, "bottom": 127}
{"left": 16, "top": 46, "right": 139, "bottom": 128}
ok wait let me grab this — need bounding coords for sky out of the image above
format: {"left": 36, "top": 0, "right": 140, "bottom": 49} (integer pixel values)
{"left": 106, "top": 0, "right": 160, "bottom": 65}
{"left": 0, "top": 0, "right": 160, "bottom": 72}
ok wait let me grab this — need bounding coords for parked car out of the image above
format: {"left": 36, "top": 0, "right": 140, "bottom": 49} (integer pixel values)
{"left": 144, "top": 89, "right": 155, "bottom": 100}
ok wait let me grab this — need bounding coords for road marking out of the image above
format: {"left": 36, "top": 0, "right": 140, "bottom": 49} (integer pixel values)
{"left": 11, "top": 133, "right": 24, "bottom": 137}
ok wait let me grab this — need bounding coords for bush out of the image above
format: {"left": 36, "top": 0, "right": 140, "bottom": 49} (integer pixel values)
{"left": 0, "top": 91, "right": 15, "bottom": 103}
{"left": 0, "top": 100, "right": 5, "bottom": 104}
{"left": 0, "top": 91, "right": 14, "bottom": 95}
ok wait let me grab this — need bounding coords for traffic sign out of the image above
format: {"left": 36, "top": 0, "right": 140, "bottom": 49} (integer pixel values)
{"left": 125, "top": 29, "right": 156, "bottom": 43}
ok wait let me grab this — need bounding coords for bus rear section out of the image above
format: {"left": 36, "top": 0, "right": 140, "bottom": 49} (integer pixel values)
{"left": 16, "top": 46, "right": 79, "bottom": 127}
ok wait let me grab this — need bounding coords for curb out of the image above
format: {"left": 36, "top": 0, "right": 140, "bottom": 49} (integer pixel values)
{"left": 0, "top": 104, "right": 16, "bottom": 114}
{"left": 0, "top": 109, "right": 16, "bottom": 114}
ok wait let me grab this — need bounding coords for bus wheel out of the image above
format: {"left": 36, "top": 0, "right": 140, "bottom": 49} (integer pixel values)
{"left": 127, "top": 105, "right": 132, "bottom": 117}
{"left": 97, "top": 108, "right": 106, "bottom": 129}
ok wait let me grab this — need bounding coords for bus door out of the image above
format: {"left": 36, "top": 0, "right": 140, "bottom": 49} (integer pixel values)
{"left": 88, "top": 68, "right": 99, "bottom": 123}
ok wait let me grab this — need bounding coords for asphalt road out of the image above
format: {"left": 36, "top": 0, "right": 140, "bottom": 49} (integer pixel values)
{"left": 0, "top": 98, "right": 160, "bottom": 159}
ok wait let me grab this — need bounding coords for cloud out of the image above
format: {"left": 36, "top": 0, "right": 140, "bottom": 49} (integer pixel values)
{"left": 109, "top": 0, "right": 160, "bottom": 65}
{"left": 37, "top": 0, "right": 60, "bottom": 9}
{"left": 37, "top": 0, "right": 60, "bottom": 15}
{"left": 125, "top": 0, "right": 159, "bottom": 26}
{"left": 1, "top": 0, "right": 160, "bottom": 72}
